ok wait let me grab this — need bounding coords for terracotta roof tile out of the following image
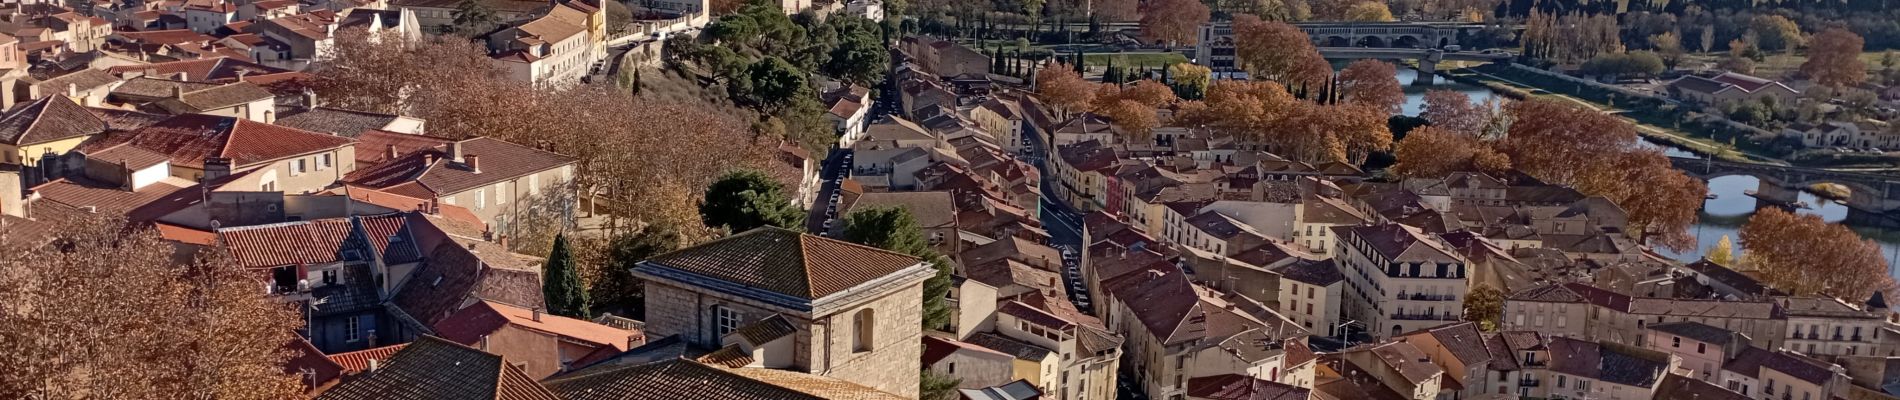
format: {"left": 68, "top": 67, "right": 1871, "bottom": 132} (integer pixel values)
{"left": 637, "top": 227, "right": 925, "bottom": 302}
{"left": 1186, "top": 374, "right": 1310, "bottom": 400}
{"left": 392, "top": 234, "right": 545, "bottom": 326}
{"left": 0, "top": 95, "right": 107, "bottom": 145}
{"left": 325, "top": 343, "right": 407, "bottom": 373}
{"left": 216, "top": 213, "right": 421, "bottom": 269}
{"left": 546, "top": 357, "right": 903, "bottom": 400}
{"left": 433, "top": 300, "right": 639, "bottom": 353}
{"left": 83, "top": 114, "right": 351, "bottom": 169}
{"left": 342, "top": 136, "right": 573, "bottom": 196}
{"left": 314, "top": 336, "right": 559, "bottom": 400}
{"left": 276, "top": 107, "right": 405, "bottom": 137}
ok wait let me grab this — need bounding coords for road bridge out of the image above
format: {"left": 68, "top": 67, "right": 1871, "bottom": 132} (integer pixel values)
{"left": 1197, "top": 21, "right": 1508, "bottom": 77}
{"left": 1670, "top": 156, "right": 1900, "bottom": 213}
{"left": 1314, "top": 47, "right": 1509, "bottom": 74}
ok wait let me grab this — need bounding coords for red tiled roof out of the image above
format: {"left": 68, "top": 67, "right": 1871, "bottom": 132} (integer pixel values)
{"left": 106, "top": 56, "right": 288, "bottom": 81}
{"left": 216, "top": 213, "right": 420, "bottom": 269}
{"left": 154, "top": 221, "right": 217, "bottom": 245}
{"left": 434, "top": 300, "right": 639, "bottom": 352}
{"left": 0, "top": 95, "right": 108, "bottom": 146}
{"left": 114, "top": 29, "right": 214, "bottom": 45}
{"left": 921, "top": 335, "right": 1011, "bottom": 366}
{"left": 83, "top": 114, "right": 353, "bottom": 169}
{"left": 326, "top": 344, "right": 407, "bottom": 373}
{"left": 342, "top": 136, "right": 574, "bottom": 197}
{"left": 352, "top": 130, "right": 452, "bottom": 166}
{"left": 30, "top": 177, "right": 192, "bottom": 217}
{"left": 639, "top": 227, "right": 927, "bottom": 302}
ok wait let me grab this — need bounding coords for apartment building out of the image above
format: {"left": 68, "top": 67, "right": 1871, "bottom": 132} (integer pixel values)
{"left": 1332, "top": 223, "right": 1470, "bottom": 338}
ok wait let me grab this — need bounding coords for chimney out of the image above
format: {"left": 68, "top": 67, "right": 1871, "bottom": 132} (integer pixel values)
{"left": 141, "top": 67, "right": 157, "bottom": 78}
{"left": 422, "top": 153, "right": 435, "bottom": 165}
{"left": 117, "top": 161, "right": 132, "bottom": 191}
{"left": 65, "top": 83, "right": 76, "bottom": 98}
{"left": 447, "top": 140, "right": 464, "bottom": 162}
{"left": 532, "top": 308, "right": 542, "bottom": 322}
{"left": 385, "top": 144, "right": 398, "bottom": 160}
{"left": 171, "top": 83, "right": 186, "bottom": 99}
{"left": 203, "top": 157, "right": 231, "bottom": 180}
{"left": 367, "top": 359, "right": 380, "bottom": 372}
{"left": 301, "top": 89, "right": 318, "bottom": 110}
{"left": 464, "top": 154, "right": 480, "bottom": 173}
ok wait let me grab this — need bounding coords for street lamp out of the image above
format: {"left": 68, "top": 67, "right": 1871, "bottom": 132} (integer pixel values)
{"left": 1334, "top": 320, "right": 1362, "bottom": 348}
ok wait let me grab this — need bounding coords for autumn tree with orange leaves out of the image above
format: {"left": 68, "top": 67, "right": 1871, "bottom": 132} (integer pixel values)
{"left": 0, "top": 217, "right": 305, "bottom": 400}
{"left": 1391, "top": 125, "right": 1510, "bottom": 178}
{"left": 1497, "top": 99, "right": 1707, "bottom": 250}
{"left": 1803, "top": 28, "right": 1868, "bottom": 88}
{"left": 1741, "top": 208, "right": 1896, "bottom": 301}
{"left": 1176, "top": 81, "right": 1388, "bottom": 164}
{"left": 1139, "top": 0, "right": 1211, "bottom": 46}
{"left": 314, "top": 31, "right": 776, "bottom": 249}
{"left": 1233, "top": 15, "right": 1331, "bottom": 89}
{"left": 1418, "top": 90, "right": 1497, "bottom": 136}
{"left": 1336, "top": 59, "right": 1405, "bottom": 114}
{"left": 1036, "top": 62, "right": 1097, "bottom": 116}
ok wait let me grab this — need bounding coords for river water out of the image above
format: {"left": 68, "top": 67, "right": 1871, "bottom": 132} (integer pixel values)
{"left": 1391, "top": 68, "right": 1900, "bottom": 271}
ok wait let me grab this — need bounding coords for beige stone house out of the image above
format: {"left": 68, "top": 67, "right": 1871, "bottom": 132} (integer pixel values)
{"left": 633, "top": 227, "right": 935, "bottom": 398}
{"left": 341, "top": 136, "right": 576, "bottom": 239}
{"left": 923, "top": 334, "right": 1015, "bottom": 389}
{"left": 989, "top": 295, "right": 1121, "bottom": 400}
{"left": 1394, "top": 322, "right": 1491, "bottom": 399}
{"left": 1781, "top": 296, "right": 1888, "bottom": 357}
{"left": 1103, "top": 265, "right": 1305, "bottom": 400}
{"left": 1332, "top": 223, "right": 1470, "bottom": 338}
{"left": 1644, "top": 321, "right": 1749, "bottom": 382}
{"left": 80, "top": 113, "right": 355, "bottom": 194}
{"left": 1503, "top": 282, "right": 1788, "bottom": 351}
{"left": 432, "top": 300, "right": 641, "bottom": 378}
{"left": 1719, "top": 347, "right": 1850, "bottom": 400}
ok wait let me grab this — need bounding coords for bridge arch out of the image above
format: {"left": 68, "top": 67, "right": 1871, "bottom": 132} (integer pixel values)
{"left": 1439, "top": 37, "right": 1450, "bottom": 48}
{"left": 1326, "top": 36, "right": 1351, "bottom": 47}
{"left": 1358, "top": 36, "right": 1386, "bottom": 48}
{"left": 1394, "top": 35, "right": 1421, "bottom": 48}
{"left": 1680, "top": 166, "right": 1891, "bottom": 212}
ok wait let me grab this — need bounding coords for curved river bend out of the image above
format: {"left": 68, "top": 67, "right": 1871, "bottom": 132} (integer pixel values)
{"left": 1390, "top": 68, "right": 1900, "bottom": 273}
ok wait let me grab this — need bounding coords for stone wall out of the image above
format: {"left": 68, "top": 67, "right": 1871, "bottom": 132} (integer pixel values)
{"left": 808, "top": 281, "right": 925, "bottom": 398}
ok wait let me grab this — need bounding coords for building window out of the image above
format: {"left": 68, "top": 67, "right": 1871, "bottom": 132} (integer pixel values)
{"left": 712, "top": 306, "right": 740, "bottom": 337}
{"left": 853, "top": 308, "right": 875, "bottom": 352}
{"left": 1672, "top": 337, "right": 1681, "bottom": 347}
{"left": 345, "top": 315, "right": 361, "bottom": 341}
{"left": 291, "top": 158, "right": 307, "bottom": 175}
{"left": 476, "top": 189, "right": 486, "bottom": 210}
{"left": 1697, "top": 343, "right": 1706, "bottom": 353}
{"left": 1556, "top": 375, "right": 1566, "bottom": 388}
{"left": 495, "top": 183, "right": 506, "bottom": 204}
{"left": 318, "top": 153, "right": 332, "bottom": 170}
{"left": 529, "top": 174, "right": 540, "bottom": 195}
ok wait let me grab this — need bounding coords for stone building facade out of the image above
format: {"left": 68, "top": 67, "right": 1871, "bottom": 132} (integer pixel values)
{"left": 634, "top": 227, "right": 935, "bottom": 398}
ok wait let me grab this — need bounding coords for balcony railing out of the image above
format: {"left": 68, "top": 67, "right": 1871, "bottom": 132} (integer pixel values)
{"left": 1518, "top": 378, "right": 1541, "bottom": 387}
{"left": 1394, "top": 292, "right": 1458, "bottom": 301}
{"left": 1522, "top": 359, "right": 1547, "bottom": 367}
{"left": 1390, "top": 312, "right": 1459, "bottom": 321}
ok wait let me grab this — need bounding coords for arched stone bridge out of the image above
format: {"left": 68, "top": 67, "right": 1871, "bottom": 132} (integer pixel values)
{"left": 1292, "top": 22, "right": 1492, "bottom": 49}
{"left": 1670, "top": 156, "right": 1900, "bottom": 212}
{"left": 1314, "top": 48, "right": 1511, "bottom": 74}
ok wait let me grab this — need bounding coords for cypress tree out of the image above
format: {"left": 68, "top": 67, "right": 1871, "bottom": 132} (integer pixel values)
{"left": 543, "top": 234, "right": 590, "bottom": 318}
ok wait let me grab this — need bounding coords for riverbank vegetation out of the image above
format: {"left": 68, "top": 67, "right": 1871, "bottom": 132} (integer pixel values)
{"left": 1741, "top": 208, "right": 1897, "bottom": 301}
{"left": 1394, "top": 94, "right": 1709, "bottom": 249}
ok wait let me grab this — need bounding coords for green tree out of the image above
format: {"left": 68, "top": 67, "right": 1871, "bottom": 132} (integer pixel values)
{"left": 843, "top": 207, "right": 953, "bottom": 330}
{"left": 920, "top": 369, "right": 962, "bottom": 400}
{"left": 822, "top": 20, "right": 891, "bottom": 85}
{"left": 700, "top": 169, "right": 805, "bottom": 233}
{"left": 544, "top": 234, "right": 591, "bottom": 318}
{"left": 1748, "top": 15, "right": 1803, "bottom": 53}
{"left": 1462, "top": 285, "right": 1504, "bottom": 331}
{"left": 449, "top": 0, "right": 499, "bottom": 36}
{"left": 594, "top": 223, "right": 683, "bottom": 318}
{"left": 739, "top": 56, "right": 808, "bottom": 111}
{"left": 1707, "top": 234, "right": 1736, "bottom": 266}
